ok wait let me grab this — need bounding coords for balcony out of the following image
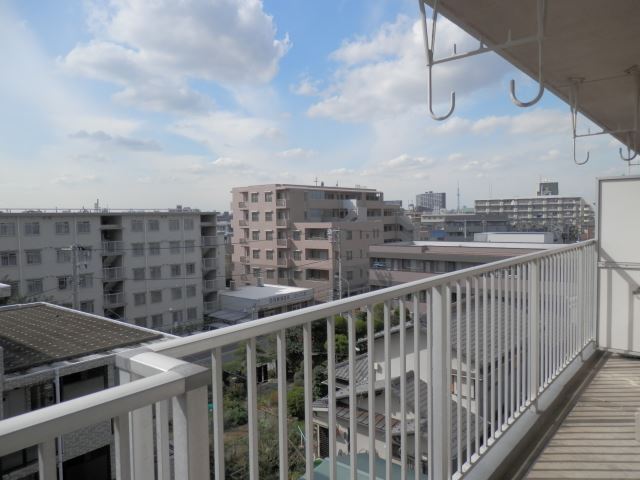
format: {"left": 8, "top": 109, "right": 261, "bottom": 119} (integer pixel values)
{"left": 201, "top": 236, "right": 218, "bottom": 247}
{"left": 102, "top": 241, "right": 123, "bottom": 255}
{"left": 0, "top": 240, "right": 605, "bottom": 480}
{"left": 239, "top": 201, "right": 247, "bottom": 209}
{"left": 103, "top": 292, "right": 125, "bottom": 307}
{"left": 276, "top": 238, "right": 289, "bottom": 247}
{"left": 202, "top": 258, "right": 216, "bottom": 270}
{"left": 102, "top": 266, "right": 124, "bottom": 282}
{"left": 277, "top": 257, "right": 292, "bottom": 267}
{"left": 276, "top": 199, "right": 287, "bottom": 207}
{"left": 276, "top": 218, "right": 290, "bottom": 228}
{"left": 239, "top": 219, "right": 248, "bottom": 227}
{"left": 239, "top": 237, "right": 248, "bottom": 244}
{"left": 240, "top": 256, "right": 250, "bottom": 264}
{"left": 203, "top": 301, "right": 216, "bottom": 313}
{"left": 203, "top": 279, "right": 217, "bottom": 291}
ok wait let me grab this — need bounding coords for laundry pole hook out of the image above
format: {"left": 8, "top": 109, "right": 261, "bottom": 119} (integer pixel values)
{"left": 510, "top": 0, "right": 546, "bottom": 107}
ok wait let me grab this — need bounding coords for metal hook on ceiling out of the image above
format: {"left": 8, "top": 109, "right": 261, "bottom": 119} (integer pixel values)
{"left": 619, "top": 67, "right": 640, "bottom": 162}
{"left": 509, "top": 0, "right": 546, "bottom": 107}
{"left": 418, "top": 0, "right": 455, "bottom": 121}
{"left": 569, "top": 78, "right": 590, "bottom": 165}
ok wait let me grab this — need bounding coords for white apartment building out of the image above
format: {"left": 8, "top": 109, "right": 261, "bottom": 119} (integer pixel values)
{"left": 0, "top": 208, "right": 225, "bottom": 332}
{"left": 474, "top": 195, "right": 595, "bottom": 238}
{"left": 230, "top": 184, "right": 414, "bottom": 301}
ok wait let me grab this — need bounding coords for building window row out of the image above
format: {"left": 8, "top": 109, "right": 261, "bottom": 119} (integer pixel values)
{"left": 130, "top": 217, "right": 195, "bottom": 232}
{"left": 131, "top": 263, "right": 198, "bottom": 281}
{"left": 0, "top": 221, "right": 93, "bottom": 237}
{"left": 131, "top": 240, "right": 197, "bottom": 257}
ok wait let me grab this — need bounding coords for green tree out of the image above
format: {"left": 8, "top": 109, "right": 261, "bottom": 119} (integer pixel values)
{"left": 355, "top": 317, "right": 367, "bottom": 338}
{"left": 287, "top": 387, "right": 305, "bottom": 419}
{"left": 334, "top": 315, "right": 348, "bottom": 335}
{"left": 312, "top": 364, "right": 328, "bottom": 399}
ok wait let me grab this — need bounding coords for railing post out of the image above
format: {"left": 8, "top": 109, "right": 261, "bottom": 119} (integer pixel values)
{"left": 529, "top": 260, "right": 540, "bottom": 400}
{"left": 211, "top": 348, "right": 225, "bottom": 480}
{"left": 431, "top": 284, "right": 451, "bottom": 479}
{"left": 172, "top": 386, "right": 210, "bottom": 480}
{"left": 114, "top": 370, "right": 132, "bottom": 480}
{"left": 38, "top": 439, "right": 56, "bottom": 480}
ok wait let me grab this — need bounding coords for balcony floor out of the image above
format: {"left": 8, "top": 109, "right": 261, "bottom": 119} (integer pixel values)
{"left": 526, "top": 354, "right": 640, "bottom": 479}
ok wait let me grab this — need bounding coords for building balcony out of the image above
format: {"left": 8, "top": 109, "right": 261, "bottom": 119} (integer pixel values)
{"left": 276, "top": 218, "right": 291, "bottom": 228}
{"left": 276, "top": 199, "right": 287, "bottom": 207}
{"left": 239, "top": 256, "right": 250, "bottom": 264}
{"left": 276, "top": 257, "right": 293, "bottom": 267}
{"left": 239, "top": 219, "right": 248, "bottom": 227}
{"left": 103, "top": 292, "right": 125, "bottom": 307}
{"left": 102, "top": 266, "right": 124, "bottom": 282}
{"left": 102, "top": 241, "right": 124, "bottom": 255}
{"left": 203, "top": 301, "right": 216, "bottom": 313}
{"left": 276, "top": 238, "right": 290, "bottom": 247}
{"left": 239, "top": 237, "right": 248, "bottom": 244}
{"left": 201, "top": 236, "right": 218, "bottom": 247}
{"left": 238, "top": 201, "right": 247, "bottom": 209}
{"left": 202, "top": 258, "right": 217, "bottom": 270}
{"left": 203, "top": 280, "right": 217, "bottom": 292}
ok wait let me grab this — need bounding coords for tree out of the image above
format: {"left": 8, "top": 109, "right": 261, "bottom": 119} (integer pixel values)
{"left": 373, "top": 303, "right": 385, "bottom": 332}
{"left": 335, "top": 334, "right": 349, "bottom": 361}
{"left": 334, "top": 315, "right": 348, "bottom": 335}
{"left": 312, "top": 364, "right": 327, "bottom": 399}
{"left": 287, "top": 387, "right": 305, "bottom": 419}
{"left": 355, "top": 317, "right": 367, "bottom": 338}
{"left": 285, "top": 327, "right": 304, "bottom": 379}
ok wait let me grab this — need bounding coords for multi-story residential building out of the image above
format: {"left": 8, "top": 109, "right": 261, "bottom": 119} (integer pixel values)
{"left": 415, "top": 191, "right": 446, "bottom": 212}
{"left": 0, "top": 302, "right": 170, "bottom": 479}
{"left": 230, "top": 184, "right": 414, "bottom": 300}
{"left": 369, "top": 240, "right": 557, "bottom": 289}
{"left": 474, "top": 188, "right": 595, "bottom": 241}
{"left": 0, "top": 208, "right": 225, "bottom": 332}
{"left": 537, "top": 181, "right": 559, "bottom": 196}
{"left": 419, "top": 212, "right": 510, "bottom": 241}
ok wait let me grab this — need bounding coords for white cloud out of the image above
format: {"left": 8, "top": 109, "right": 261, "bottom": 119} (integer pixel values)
{"left": 291, "top": 77, "right": 321, "bottom": 96}
{"left": 69, "top": 130, "right": 161, "bottom": 151}
{"left": 51, "top": 174, "right": 100, "bottom": 185}
{"left": 277, "top": 148, "right": 317, "bottom": 159}
{"left": 212, "top": 156, "right": 247, "bottom": 169}
{"left": 383, "top": 153, "right": 433, "bottom": 168}
{"left": 329, "top": 167, "right": 355, "bottom": 175}
{"left": 62, "top": 0, "right": 290, "bottom": 113}
{"left": 307, "top": 15, "right": 510, "bottom": 122}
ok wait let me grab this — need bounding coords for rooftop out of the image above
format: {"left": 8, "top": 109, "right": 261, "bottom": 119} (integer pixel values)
{"left": 219, "top": 283, "right": 313, "bottom": 301}
{"left": 377, "top": 240, "right": 560, "bottom": 250}
{"left": 0, "top": 303, "right": 163, "bottom": 374}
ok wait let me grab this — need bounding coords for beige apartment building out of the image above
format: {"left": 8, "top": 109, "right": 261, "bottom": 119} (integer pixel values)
{"left": 231, "top": 184, "right": 413, "bottom": 301}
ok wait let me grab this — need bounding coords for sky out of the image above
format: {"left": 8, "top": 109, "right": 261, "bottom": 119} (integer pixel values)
{"left": 0, "top": 0, "right": 633, "bottom": 212}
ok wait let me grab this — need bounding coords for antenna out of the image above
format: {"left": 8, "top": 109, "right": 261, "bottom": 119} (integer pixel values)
{"left": 457, "top": 181, "right": 460, "bottom": 213}
{"left": 314, "top": 176, "right": 318, "bottom": 186}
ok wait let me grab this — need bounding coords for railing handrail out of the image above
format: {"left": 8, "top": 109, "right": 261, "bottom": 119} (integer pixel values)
{"left": 149, "top": 240, "right": 595, "bottom": 358}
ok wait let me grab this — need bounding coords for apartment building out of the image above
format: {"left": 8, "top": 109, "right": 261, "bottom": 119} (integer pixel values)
{"left": 415, "top": 191, "right": 446, "bottom": 212}
{"left": 369, "top": 240, "right": 555, "bottom": 289}
{"left": 419, "top": 212, "right": 510, "bottom": 241}
{"left": 231, "top": 184, "right": 414, "bottom": 301}
{"left": 0, "top": 208, "right": 225, "bottom": 332}
{"left": 474, "top": 187, "right": 595, "bottom": 240}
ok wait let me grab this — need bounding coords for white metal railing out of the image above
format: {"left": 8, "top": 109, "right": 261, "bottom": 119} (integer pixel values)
{"left": 203, "top": 280, "right": 216, "bottom": 291}
{"left": 102, "top": 241, "right": 123, "bottom": 255}
{"left": 202, "top": 258, "right": 216, "bottom": 270}
{"left": 0, "top": 240, "right": 597, "bottom": 480}
{"left": 201, "top": 236, "right": 217, "bottom": 247}
{"left": 102, "top": 266, "right": 124, "bottom": 282}
{"left": 103, "top": 292, "right": 125, "bottom": 306}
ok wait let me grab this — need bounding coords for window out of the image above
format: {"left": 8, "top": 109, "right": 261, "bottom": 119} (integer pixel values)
{"left": 169, "top": 218, "right": 180, "bottom": 231}
{"left": 80, "top": 300, "right": 94, "bottom": 313}
{"left": 184, "top": 218, "right": 194, "bottom": 230}
{"left": 77, "top": 221, "right": 91, "bottom": 234}
{"left": 56, "top": 249, "right": 71, "bottom": 263}
{"left": 148, "top": 242, "right": 160, "bottom": 255}
{"left": 346, "top": 270, "right": 354, "bottom": 281}
{"left": 345, "top": 230, "right": 353, "bottom": 240}
{"left": 133, "top": 268, "right": 145, "bottom": 281}
{"left": 266, "top": 250, "right": 274, "bottom": 260}
{"left": 79, "top": 246, "right": 92, "bottom": 261}
{"left": 24, "top": 222, "right": 40, "bottom": 236}
{"left": 149, "top": 266, "right": 161, "bottom": 279}
{"left": 250, "top": 193, "right": 259, "bottom": 203}
{"left": 346, "top": 251, "right": 353, "bottom": 261}
{"left": 292, "top": 230, "right": 301, "bottom": 241}
{"left": 170, "top": 241, "right": 181, "bottom": 254}
{"left": 134, "top": 292, "right": 146, "bottom": 306}
{"left": 0, "top": 251, "right": 17, "bottom": 266}
{"left": 79, "top": 273, "right": 93, "bottom": 288}
{"left": 293, "top": 250, "right": 302, "bottom": 261}
{"left": 132, "top": 243, "right": 145, "bottom": 256}
{"left": 184, "top": 240, "right": 195, "bottom": 253}
{"left": 27, "top": 278, "right": 43, "bottom": 294}
{"left": 150, "top": 290, "right": 162, "bottom": 303}
{"left": 172, "top": 310, "right": 183, "bottom": 323}
{"left": 265, "top": 192, "right": 273, "bottom": 202}
{"left": 251, "top": 211, "right": 259, "bottom": 222}
{"left": 265, "top": 231, "right": 273, "bottom": 241}
{"left": 151, "top": 314, "right": 163, "bottom": 329}
{"left": 131, "top": 219, "right": 143, "bottom": 232}
{"left": 186, "top": 263, "right": 195, "bottom": 275}
{"left": 266, "top": 270, "right": 275, "bottom": 279}
{"left": 252, "top": 249, "right": 260, "bottom": 259}
{"left": 135, "top": 317, "right": 147, "bottom": 327}
{"left": 253, "top": 268, "right": 262, "bottom": 277}
{"left": 171, "top": 287, "right": 182, "bottom": 300}
{"left": 186, "top": 284, "right": 197, "bottom": 297}
{"left": 187, "top": 307, "right": 197, "bottom": 321}
{"left": 265, "top": 211, "right": 273, "bottom": 221}
{"left": 58, "top": 276, "right": 71, "bottom": 290}
{"left": 170, "top": 264, "right": 181, "bottom": 277}
{"left": 252, "top": 230, "right": 260, "bottom": 241}
{"left": 55, "top": 221, "right": 70, "bottom": 235}
{"left": 294, "top": 270, "right": 302, "bottom": 280}
{"left": 26, "top": 250, "right": 42, "bottom": 265}
{"left": 148, "top": 219, "right": 159, "bottom": 231}
{"left": 0, "top": 222, "right": 16, "bottom": 236}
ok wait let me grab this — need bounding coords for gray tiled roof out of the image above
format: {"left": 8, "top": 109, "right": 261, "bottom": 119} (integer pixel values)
{"left": 335, "top": 353, "right": 369, "bottom": 385}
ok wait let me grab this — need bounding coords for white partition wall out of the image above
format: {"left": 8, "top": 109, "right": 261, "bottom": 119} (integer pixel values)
{"left": 597, "top": 175, "right": 640, "bottom": 355}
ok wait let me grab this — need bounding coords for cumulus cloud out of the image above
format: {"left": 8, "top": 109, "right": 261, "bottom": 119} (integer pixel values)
{"left": 291, "top": 77, "right": 321, "bottom": 96}
{"left": 383, "top": 153, "right": 433, "bottom": 168}
{"left": 69, "top": 130, "right": 161, "bottom": 151}
{"left": 212, "top": 156, "right": 247, "bottom": 169}
{"left": 277, "top": 148, "right": 317, "bottom": 159}
{"left": 307, "top": 15, "right": 510, "bottom": 122}
{"left": 62, "top": 0, "right": 290, "bottom": 113}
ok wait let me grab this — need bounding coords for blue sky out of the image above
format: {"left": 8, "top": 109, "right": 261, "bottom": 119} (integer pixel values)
{"left": 0, "top": 0, "right": 631, "bottom": 211}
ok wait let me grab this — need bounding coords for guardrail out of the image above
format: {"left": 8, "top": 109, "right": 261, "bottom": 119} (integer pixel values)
{"left": 102, "top": 267, "right": 124, "bottom": 282}
{"left": 102, "top": 241, "right": 124, "bottom": 255}
{"left": 201, "top": 236, "right": 218, "bottom": 247}
{"left": 202, "top": 258, "right": 217, "bottom": 270}
{"left": 103, "top": 292, "right": 125, "bottom": 307}
{"left": 0, "top": 240, "right": 597, "bottom": 480}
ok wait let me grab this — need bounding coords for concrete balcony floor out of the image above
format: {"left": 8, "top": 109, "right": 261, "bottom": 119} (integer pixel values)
{"left": 526, "top": 354, "right": 640, "bottom": 479}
